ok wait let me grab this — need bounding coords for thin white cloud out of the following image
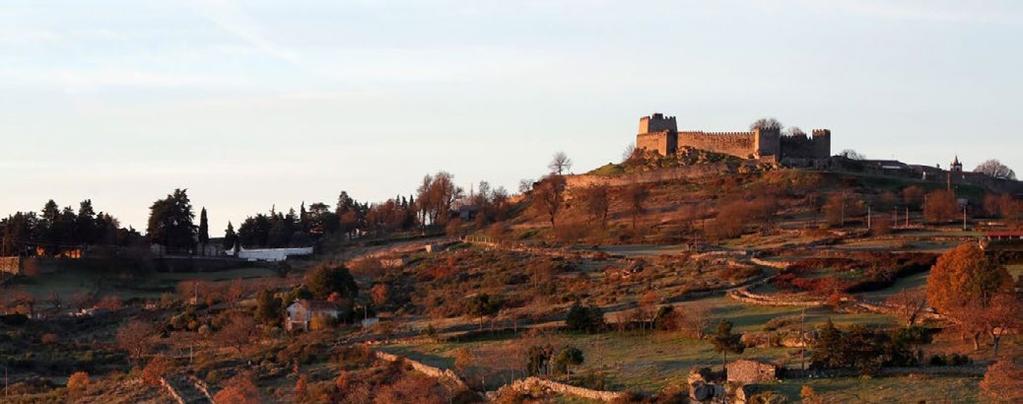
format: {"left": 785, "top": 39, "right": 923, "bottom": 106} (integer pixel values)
{"left": 187, "top": 0, "right": 303, "bottom": 65}
{"left": 795, "top": 0, "right": 1022, "bottom": 24}
{"left": 0, "top": 67, "right": 249, "bottom": 91}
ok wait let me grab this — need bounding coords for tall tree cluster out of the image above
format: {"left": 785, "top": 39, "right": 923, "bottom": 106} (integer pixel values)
{"left": 0, "top": 199, "right": 139, "bottom": 256}
{"left": 146, "top": 189, "right": 197, "bottom": 252}
{"left": 469, "top": 180, "right": 510, "bottom": 226}
{"left": 416, "top": 172, "right": 463, "bottom": 226}
{"left": 237, "top": 208, "right": 306, "bottom": 249}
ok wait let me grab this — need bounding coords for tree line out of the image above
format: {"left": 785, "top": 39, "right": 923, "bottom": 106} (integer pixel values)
{"left": 0, "top": 199, "right": 142, "bottom": 256}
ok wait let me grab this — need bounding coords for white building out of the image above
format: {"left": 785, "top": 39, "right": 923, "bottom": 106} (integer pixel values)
{"left": 236, "top": 247, "right": 314, "bottom": 262}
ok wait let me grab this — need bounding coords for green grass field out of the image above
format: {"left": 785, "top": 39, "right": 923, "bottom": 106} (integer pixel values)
{"left": 384, "top": 295, "right": 899, "bottom": 393}
{"left": 772, "top": 374, "right": 981, "bottom": 403}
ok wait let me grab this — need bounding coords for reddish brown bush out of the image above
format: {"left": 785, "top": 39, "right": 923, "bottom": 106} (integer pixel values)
{"left": 142, "top": 355, "right": 173, "bottom": 386}
{"left": 213, "top": 372, "right": 261, "bottom": 404}
{"left": 923, "top": 190, "right": 958, "bottom": 223}
{"left": 67, "top": 371, "right": 90, "bottom": 395}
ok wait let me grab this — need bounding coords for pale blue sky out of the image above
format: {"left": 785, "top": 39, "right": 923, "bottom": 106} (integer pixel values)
{"left": 2, "top": 0, "right": 1021, "bottom": 235}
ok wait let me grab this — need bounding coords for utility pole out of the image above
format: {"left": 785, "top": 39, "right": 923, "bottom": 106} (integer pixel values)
{"left": 799, "top": 308, "right": 807, "bottom": 371}
{"left": 963, "top": 206, "right": 968, "bottom": 231}
{"left": 840, "top": 198, "right": 846, "bottom": 227}
{"left": 905, "top": 207, "right": 910, "bottom": 227}
{"left": 867, "top": 205, "right": 872, "bottom": 230}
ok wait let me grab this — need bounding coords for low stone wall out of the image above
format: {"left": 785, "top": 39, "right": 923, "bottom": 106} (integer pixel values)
{"left": 565, "top": 163, "right": 733, "bottom": 190}
{"left": 852, "top": 301, "right": 946, "bottom": 322}
{"left": 504, "top": 377, "right": 627, "bottom": 402}
{"left": 750, "top": 257, "right": 792, "bottom": 270}
{"left": 728, "top": 288, "right": 824, "bottom": 307}
{"left": 160, "top": 375, "right": 213, "bottom": 404}
{"left": 374, "top": 351, "right": 470, "bottom": 391}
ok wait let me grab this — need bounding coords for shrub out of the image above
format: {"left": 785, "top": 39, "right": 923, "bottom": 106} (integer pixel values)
{"left": 750, "top": 390, "right": 788, "bottom": 404}
{"left": 66, "top": 371, "right": 90, "bottom": 395}
{"left": 565, "top": 303, "right": 605, "bottom": 333}
{"left": 0, "top": 313, "right": 28, "bottom": 326}
{"left": 213, "top": 372, "right": 261, "bottom": 404}
{"left": 309, "top": 314, "right": 337, "bottom": 331}
{"left": 980, "top": 359, "right": 1023, "bottom": 402}
{"left": 811, "top": 321, "right": 920, "bottom": 374}
{"left": 41, "top": 333, "right": 59, "bottom": 345}
{"left": 763, "top": 316, "right": 798, "bottom": 332}
{"left": 304, "top": 264, "right": 358, "bottom": 300}
{"left": 929, "top": 353, "right": 972, "bottom": 367}
{"left": 142, "top": 355, "right": 173, "bottom": 386}
{"left": 554, "top": 346, "right": 584, "bottom": 375}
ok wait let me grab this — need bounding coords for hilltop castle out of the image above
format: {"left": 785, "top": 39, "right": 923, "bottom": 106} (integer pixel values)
{"left": 635, "top": 113, "right": 831, "bottom": 163}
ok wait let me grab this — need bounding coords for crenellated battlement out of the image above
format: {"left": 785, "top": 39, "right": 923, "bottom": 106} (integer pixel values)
{"left": 635, "top": 113, "right": 831, "bottom": 161}
{"left": 683, "top": 131, "right": 756, "bottom": 137}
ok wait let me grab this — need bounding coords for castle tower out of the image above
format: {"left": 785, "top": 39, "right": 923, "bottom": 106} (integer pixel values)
{"left": 811, "top": 129, "right": 832, "bottom": 159}
{"left": 636, "top": 113, "right": 678, "bottom": 156}
{"left": 948, "top": 155, "right": 963, "bottom": 190}
{"left": 950, "top": 155, "right": 963, "bottom": 173}
{"left": 639, "top": 113, "right": 678, "bottom": 134}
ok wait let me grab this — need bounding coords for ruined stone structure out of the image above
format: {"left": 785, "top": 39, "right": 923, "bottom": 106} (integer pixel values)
{"left": 726, "top": 359, "right": 780, "bottom": 384}
{"left": 635, "top": 113, "right": 831, "bottom": 162}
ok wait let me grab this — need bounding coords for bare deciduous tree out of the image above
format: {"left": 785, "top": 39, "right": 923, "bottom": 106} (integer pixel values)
{"left": 750, "top": 117, "right": 783, "bottom": 131}
{"left": 624, "top": 183, "right": 650, "bottom": 230}
{"left": 531, "top": 175, "right": 566, "bottom": 228}
{"left": 884, "top": 289, "right": 927, "bottom": 326}
{"left": 416, "top": 171, "right": 464, "bottom": 226}
{"left": 548, "top": 152, "right": 572, "bottom": 175}
{"left": 974, "top": 159, "right": 1016, "bottom": 180}
{"left": 578, "top": 185, "right": 611, "bottom": 229}
{"left": 622, "top": 143, "right": 637, "bottom": 162}
{"left": 784, "top": 127, "right": 806, "bottom": 137}
{"left": 215, "top": 314, "right": 257, "bottom": 353}
{"left": 839, "top": 149, "right": 866, "bottom": 160}
{"left": 117, "top": 320, "right": 158, "bottom": 366}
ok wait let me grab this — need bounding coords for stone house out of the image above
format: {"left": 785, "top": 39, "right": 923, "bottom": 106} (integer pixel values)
{"left": 726, "top": 359, "right": 780, "bottom": 384}
{"left": 285, "top": 299, "right": 342, "bottom": 331}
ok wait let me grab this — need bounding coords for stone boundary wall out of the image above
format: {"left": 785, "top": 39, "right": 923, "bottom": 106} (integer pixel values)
{"left": 728, "top": 288, "right": 824, "bottom": 307}
{"left": 565, "top": 163, "right": 734, "bottom": 190}
{"left": 160, "top": 378, "right": 188, "bottom": 404}
{"left": 160, "top": 375, "right": 214, "bottom": 404}
{"left": 729, "top": 287, "right": 950, "bottom": 322}
{"left": 502, "top": 377, "right": 627, "bottom": 402}
{"left": 461, "top": 236, "right": 608, "bottom": 260}
{"left": 854, "top": 301, "right": 946, "bottom": 322}
{"left": 750, "top": 257, "right": 792, "bottom": 270}
{"left": 374, "top": 351, "right": 470, "bottom": 391}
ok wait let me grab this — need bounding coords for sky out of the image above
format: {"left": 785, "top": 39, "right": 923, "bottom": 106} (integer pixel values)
{"left": 1, "top": 0, "right": 1022, "bottom": 235}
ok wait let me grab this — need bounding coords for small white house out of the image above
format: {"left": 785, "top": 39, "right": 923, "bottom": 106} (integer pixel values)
{"left": 286, "top": 299, "right": 341, "bottom": 331}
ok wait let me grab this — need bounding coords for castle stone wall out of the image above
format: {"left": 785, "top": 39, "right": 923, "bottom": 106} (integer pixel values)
{"left": 780, "top": 131, "right": 830, "bottom": 159}
{"left": 633, "top": 113, "right": 830, "bottom": 162}
{"left": 636, "top": 132, "right": 676, "bottom": 155}
{"left": 755, "top": 128, "right": 781, "bottom": 157}
{"left": 678, "top": 131, "right": 758, "bottom": 159}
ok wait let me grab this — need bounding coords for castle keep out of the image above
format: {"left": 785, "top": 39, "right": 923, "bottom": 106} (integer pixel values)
{"left": 636, "top": 113, "right": 831, "bottom": 162}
